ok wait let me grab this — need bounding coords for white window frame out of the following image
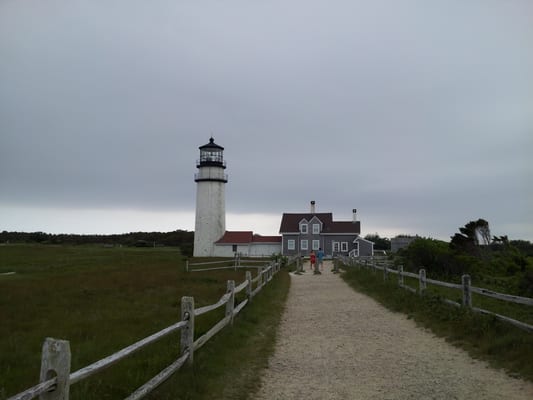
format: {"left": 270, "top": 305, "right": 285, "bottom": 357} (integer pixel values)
{"left": 312, "top": 240, "right": 320, "bottom": 250}
{"left": 300, "top": 224, "right": 308, "bottom": 234}
{"left": 341, "top": 242, "right": 348, "bottom": 252}
{"left": 312, "top": 224, "right": 320, "bottom": 234}
{"left": 333, "top": 241, "right": 340, "bottom": 252}
{"left": 352, "top": 242, "right": 359, "bottom": 256}
{"left": 287, "top": 240, "right": 295, "bottom": 250}
{"left": 301, "top": 240, "right": 308, "bottom": 250}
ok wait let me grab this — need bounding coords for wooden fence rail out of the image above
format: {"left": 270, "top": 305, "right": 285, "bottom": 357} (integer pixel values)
{"left": 7, "top": 259, "right": 291, "bottom": 400}
{"left": 186, "top": 254, "right": 272, "bottom": 272}
{"left": 337, "top": 255, "right": 533, "bottom": 333}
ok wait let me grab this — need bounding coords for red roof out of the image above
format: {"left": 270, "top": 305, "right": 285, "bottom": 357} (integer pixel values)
{"left": 252, "top": 234, "right": 282, "bottom": 243}
{"left": 279, "top": 213, "right": 360, "bottom": 234}
{"left": 279, "top": 213, "right": 333, "bottom": 232}
{"left": 215, "top": 231, "right": 281, "bottom": 244}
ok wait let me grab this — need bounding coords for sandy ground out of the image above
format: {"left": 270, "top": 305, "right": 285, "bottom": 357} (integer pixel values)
{"left": 255, "top": 261, "right": 533, "bottom": 400}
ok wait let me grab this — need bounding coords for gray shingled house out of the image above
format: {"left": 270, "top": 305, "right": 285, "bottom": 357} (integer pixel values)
{"left": 279, "top": 202, "right": 374, "bottom": 258}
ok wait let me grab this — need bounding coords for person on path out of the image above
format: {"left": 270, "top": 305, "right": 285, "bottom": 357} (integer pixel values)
{"left": 317, "top": 248, "right": 324, "bottom": 271}
{"left": 309, "top": 250, "right": 316, "bottom": 271}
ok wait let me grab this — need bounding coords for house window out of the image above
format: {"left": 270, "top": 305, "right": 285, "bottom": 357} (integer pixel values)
{"left": 333, "top": 242, "right": 340, "bottom": 252}
{"left": 341, "top": 242, "right": 348, "bottom": 252}
{"left": 232, "top": 245, "right": 237, "bottom": 252}
{"left": 287, "top": 240, "right": 295, "bottom": 250}
{"left": 312, "top": 224, "right": 320, "bottom": 234}
{"left": 300, "top": 224, "right": 308, "bottom": 234}
{"left": 312, "top": 240, "right": 320, "bottom": 250}
{"left": 301, "top": 240, "right": 308, "bottom": 250}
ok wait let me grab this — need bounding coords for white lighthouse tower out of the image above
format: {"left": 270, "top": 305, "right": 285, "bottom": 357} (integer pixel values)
{"left": 193, "top": 137, "right": 228, "bottom": 257}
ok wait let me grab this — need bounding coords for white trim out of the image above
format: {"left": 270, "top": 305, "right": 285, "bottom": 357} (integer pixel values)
{"left": 300, "top": 223, "right": 308, "bottom": 234}
{"left": 312, "top": 240, "right": 320, "bottom": 250}
{"left": 301, "top": 240, "right": 308, "bottom": 250}
{"left": 312, "top": 224, "right": 321, "bottom": 234}
{"left": 341, "top": 242, "right": 348, "bottom": 252}
{"left": 287, "top": 240, "right": 295, "bottom": 250}
{"left": 332, "top": 241, "right": 340, "bottom": 252}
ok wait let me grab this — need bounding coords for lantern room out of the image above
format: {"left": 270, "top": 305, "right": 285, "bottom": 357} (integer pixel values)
{"left": 197, "top": 137, "right": 226, "bottom": 168}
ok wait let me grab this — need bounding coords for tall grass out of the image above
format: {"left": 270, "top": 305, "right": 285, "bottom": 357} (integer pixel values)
{"left": 0, "top": 244, "right": 289, "bottom": 399}
{"left": 340, "top": 265, "right": 533, "bottom": 381}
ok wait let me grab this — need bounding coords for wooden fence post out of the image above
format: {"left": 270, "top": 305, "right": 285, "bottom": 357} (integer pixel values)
{"left": 226, "top": 280, "right": 235, "bottom": 326}
{"left": 419, "top": 269, "right": 426, "bottom": 294}
{"left": 462, "top": 274, "right": 472, "bottom": 308}
{"left": 185, "top": 260, "right": 189, "bottom": 272}
{"left": 40, "top": 338, "right": 71, "bottom": 400}
{"left": 181, "top": 296, "right": 195, "bottom": 365}
{"left": 383, "top": 264, "right": 388, "bottom": 281}
{"left": 246, "top": 271, "right": 253, "bottom": 301}
{"left": 398, "top": 265, "right": 404, "bottom": 286}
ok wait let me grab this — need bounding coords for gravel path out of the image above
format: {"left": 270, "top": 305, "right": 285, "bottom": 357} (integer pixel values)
{"left": 255, "top": 261, "right": 533, "bottom": 400}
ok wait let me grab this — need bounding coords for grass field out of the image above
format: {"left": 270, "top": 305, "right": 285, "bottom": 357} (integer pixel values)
{"left": 339, "top": 264, "right": 533, "bottom": 382}
{"left": 0, "top": 244, "right": 290, "bottom": 399}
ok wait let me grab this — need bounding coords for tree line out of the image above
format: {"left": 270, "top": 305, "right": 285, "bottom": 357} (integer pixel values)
{"left": 396, "top": 219, "right": 533, "bottom": 297}
{"left": 0, "top": 230, "right": 194, "bottom": 256}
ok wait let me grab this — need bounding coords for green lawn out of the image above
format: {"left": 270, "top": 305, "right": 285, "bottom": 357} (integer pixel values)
{"left": 0, "top": 244, "right": 290, "bottom": 399}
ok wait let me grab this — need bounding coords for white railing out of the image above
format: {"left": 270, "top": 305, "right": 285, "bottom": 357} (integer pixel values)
{"left": 7, "top": 261, "right": 283, "bottom": 400}
{"left": 337, "top": 255, "right": 533, "bottom": 333}
{"left": 186, "top": 254, "right": 279, "bottom": 272}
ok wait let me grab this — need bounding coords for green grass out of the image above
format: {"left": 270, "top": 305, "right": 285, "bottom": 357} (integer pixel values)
{"left": 339, "top": 264, "right": 533, "bottom": 382}
{"left": 0, "top": 244, "right": 290, "bottom": 399}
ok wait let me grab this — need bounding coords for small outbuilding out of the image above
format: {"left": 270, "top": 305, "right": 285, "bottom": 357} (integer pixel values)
{"left": 213, "top": 231, "right": 282, "bottom": 257}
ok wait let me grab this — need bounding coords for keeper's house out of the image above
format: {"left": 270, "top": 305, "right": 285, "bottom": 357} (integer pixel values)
{"left": 279, "top": 201, "right": 374, "bottom": 258}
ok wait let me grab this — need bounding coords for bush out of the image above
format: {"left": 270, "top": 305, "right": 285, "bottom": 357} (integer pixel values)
{"left": 402, "top": 238, "right": 465, "bottom": 278}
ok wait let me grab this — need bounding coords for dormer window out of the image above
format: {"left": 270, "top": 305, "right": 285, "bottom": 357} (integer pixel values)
{"left": 300, "top": 223, "right": 308, "bottom": 234}
{"left": 312, "top": 224, "right": 320, "bottom": 234}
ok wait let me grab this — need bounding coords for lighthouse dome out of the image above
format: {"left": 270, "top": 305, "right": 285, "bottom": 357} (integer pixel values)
{"left": 197, "top": 137, "right": 226, "bottom": 168}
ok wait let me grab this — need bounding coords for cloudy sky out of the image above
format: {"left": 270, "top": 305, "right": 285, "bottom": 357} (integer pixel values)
{"left": 1, "top": 0, "right": 532, "bottom": 241}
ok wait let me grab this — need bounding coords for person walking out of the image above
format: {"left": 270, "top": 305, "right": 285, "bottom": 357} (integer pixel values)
{"left": 317, "top": 248, "right": 325, "bottom": 271}
{"left": 309, "top": 250, "right": 316, "bottom": 271}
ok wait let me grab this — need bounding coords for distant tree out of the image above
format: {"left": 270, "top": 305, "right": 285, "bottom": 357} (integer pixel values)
{"left": 510, "top": 240, "right": 533, "bottom": 257}
{"left": 402, "top": 238, "right": 464, "bottom": 277}
{"left": 476, "top": 219, "right": 491, "bottom": 246}
{"left": 364, "top": 233, "right": 391, "bottom": 250}
{"left": 450, "top": 218, "right": 491, "bottom": 253}
{"left": 492, "top": 235, "right": 510, "bottom": 247}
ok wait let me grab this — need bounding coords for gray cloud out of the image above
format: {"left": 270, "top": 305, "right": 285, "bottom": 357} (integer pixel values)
{"left": 1, "top": 0, "right": 532, "bottom": 240}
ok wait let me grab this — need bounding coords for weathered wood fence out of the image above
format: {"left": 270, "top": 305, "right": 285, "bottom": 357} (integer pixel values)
{"left": 186, "top": 254, "right": 271, "bottom": 272}
{"left": 337, "top": 255, "right": 533, "bottom": 333}
{"left": 7, "top": 260, "right": 284, "bottom": 400}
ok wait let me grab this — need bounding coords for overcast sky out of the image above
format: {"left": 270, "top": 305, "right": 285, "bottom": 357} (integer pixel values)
{"left": 1, "top": 0, "right": 532, "bottom": 241}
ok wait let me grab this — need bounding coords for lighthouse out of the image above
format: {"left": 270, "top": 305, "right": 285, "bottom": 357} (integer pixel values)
{"left": 193, "top": 137, "right": 228, "bottom": 257}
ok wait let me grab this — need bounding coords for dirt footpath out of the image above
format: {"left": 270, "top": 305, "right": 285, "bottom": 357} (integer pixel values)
{"left": 255, "top": 261, "right": 533, "bottom": 400}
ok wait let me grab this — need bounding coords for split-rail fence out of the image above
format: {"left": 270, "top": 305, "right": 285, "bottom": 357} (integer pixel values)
{"left": 7, "top": 259, "right": 285, "bottom": 400}
{"left": 337, "top": 255, "right": 533, "bottom": 333}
